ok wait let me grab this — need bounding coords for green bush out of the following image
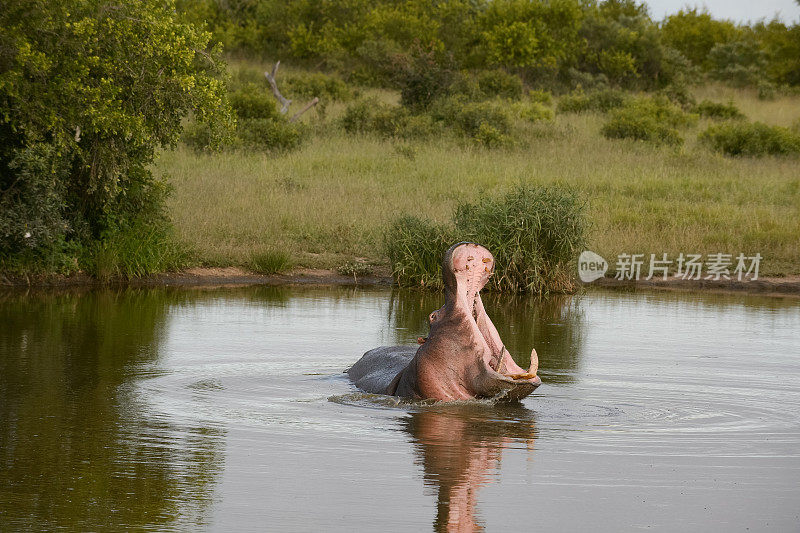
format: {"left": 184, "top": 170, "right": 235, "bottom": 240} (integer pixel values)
{"left": 700, "top": 122, "right": 800, "bottom": 156}
{"left": 237, "top": 119, "right": 306, "bottom": 152}
{"left": 395, "top": 44, "right": 457, "bottom": 110}
{"left": 1, "top": 0, "right": 231, "bottom": 274}
{"left": 602, "top": 112, "right": 683, "bottom": 145}
{"left": 432, "top": 98, "right": 513, "bottom": 138}
{"left": 283, "top": 72, "right": 351, "bottom": 102}
{"left": 692, "top": 100, "right": 745, "bottom": 120}
{"left": 385, "top": 185, "right": 587, "bottom": 294}
{"left": 476, "top": 69, "right": 524, "bottom": 99}
{"left": 528, "top": 89, "right": 554, "bottom": 106}
{"left": 557, "top": 88, "right": 630, "bottom": 113}
{"left": 601, "top": 96, "right": 696, "bottom": 145}
{"left": 513, "top": 101, "right": 555, "bottom": 122}
{"left": 229, "top": 84, "right": 282, "bottom": 120}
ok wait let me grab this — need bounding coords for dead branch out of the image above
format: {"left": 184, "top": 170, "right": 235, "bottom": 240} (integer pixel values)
{"left": 289, "top": 97, "right": 319, "bottom": 123}
{"left": 264, "top": 61, "right": 292, "bottom": 114}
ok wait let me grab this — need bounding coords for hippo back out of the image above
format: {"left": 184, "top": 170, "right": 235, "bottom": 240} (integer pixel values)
{"left": 346, "top": 346, "right": 417, "bottom": 394}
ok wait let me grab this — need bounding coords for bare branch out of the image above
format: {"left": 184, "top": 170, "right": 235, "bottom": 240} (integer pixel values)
{"left": 264, "top": 61, "right": 291, "bottom": 114}
{"left": 289, "top": 97, "right": 319, "bottom": 123}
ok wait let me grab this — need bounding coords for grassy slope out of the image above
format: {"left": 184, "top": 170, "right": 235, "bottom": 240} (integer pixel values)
{"left": 158, "top": 85, "right": 800, "bottom": 277}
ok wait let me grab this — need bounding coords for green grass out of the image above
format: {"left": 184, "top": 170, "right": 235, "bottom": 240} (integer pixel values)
{"left": 157, "top": 85, "right": 800, "bottom": 278}
{"left": 249, "top": 250, "right": 293, "bottom": 274}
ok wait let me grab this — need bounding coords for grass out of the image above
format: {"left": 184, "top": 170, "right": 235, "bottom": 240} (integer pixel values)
{"left": 250, "top": 250, "right": 292, "bottom": 274}
{"left": 157, "top": 84, "right": 800, "bottom": 278}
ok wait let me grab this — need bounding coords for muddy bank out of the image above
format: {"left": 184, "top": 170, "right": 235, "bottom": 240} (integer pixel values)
{"left": 3, "top": 267, "right": 800, "bottom": 296}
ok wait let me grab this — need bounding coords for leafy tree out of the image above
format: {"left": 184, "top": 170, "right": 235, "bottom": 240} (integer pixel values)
{"left": 1, "top": 0, "right": 231, "bottom": 270}
{"left": 661, "top": 8, "right": 741, "bottom": 67}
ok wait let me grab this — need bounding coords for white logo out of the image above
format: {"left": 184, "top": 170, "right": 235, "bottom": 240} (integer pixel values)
{"left": 578, "top": 250, "right": 608, "bottom": 283}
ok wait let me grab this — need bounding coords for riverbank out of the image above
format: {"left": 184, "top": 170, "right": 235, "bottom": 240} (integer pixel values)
{"left": 3, "top": 267, "right": 799, "bottom": 296}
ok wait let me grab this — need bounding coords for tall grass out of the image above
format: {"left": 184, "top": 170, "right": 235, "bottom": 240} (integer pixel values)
{"left": 385, "top": 186, "right": 586, "bottom": 294}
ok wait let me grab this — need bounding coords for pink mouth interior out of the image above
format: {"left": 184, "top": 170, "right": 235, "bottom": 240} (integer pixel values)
{"left": 449, "top": 244, "right": 537, "bottom": 381}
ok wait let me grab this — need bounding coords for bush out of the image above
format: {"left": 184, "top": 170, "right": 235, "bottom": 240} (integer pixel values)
{"left": 229, "top": 84, "right": 282, "bottom": 120}
{"left": 395, "top": 43, "right": 457, "bottom": 110}
{"left": 692, "top": 100, "right": 745, "bottom": 120}
{"left": 0, "top": 0, "right": 231, "bottom": 273}
{"left": 528, "top": 89, "right": 553, "bottom": 106}
{"left": 601, "top": 96, "right": 696, "bottom": 145}
{"left": 476, "top": 69, "right": 524, "bottom": 99}
{"left": 557, "top": 88, "right": 630, "bottom": 113}
{"left": 237, "top": 119, "right": 307, "bottom": 152}
{"left": 700, "top": 122, "right": 800, "bottom": 156}
{"left": 602, "top": 111, "right": 683, "bottom": 145}
{"left": 337, "top": 261, "right": 374, "bottom": 277}
{"left": 283, "top": 72, "right": 351, "bottom": 102}
{"left": 385, "top": 185, "right": 587, "bottom": 294}
{"left": 432, "top": 98, "right": 513, "bottom": 138}
{"left": 512, "top": 101, "right": 554, "bottom": 122}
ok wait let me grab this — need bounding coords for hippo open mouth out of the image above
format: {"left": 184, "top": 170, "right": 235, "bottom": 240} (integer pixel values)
{"left": 347, "top": 242, "right": 541, "bottom": 402}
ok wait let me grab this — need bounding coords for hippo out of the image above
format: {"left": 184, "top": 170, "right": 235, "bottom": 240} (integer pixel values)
{"left": 347, "top": 242, "right": 541, "bottom": 401}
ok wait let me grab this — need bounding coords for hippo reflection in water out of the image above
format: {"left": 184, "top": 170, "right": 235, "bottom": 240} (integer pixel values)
{"left": 347, "top": 242, "right": 541, "bottom": 401}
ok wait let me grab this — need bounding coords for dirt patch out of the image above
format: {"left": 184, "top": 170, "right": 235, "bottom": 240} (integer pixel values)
{"left": 589, "top": 274, "right": 800, "bottom": 296}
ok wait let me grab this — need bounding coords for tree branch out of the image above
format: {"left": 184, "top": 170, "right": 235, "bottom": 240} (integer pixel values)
{"left": 264, "top": 61, "right": 292, "bottom": 114}
{"left": 289, "top": 97, "right": 319, "bottom": 123}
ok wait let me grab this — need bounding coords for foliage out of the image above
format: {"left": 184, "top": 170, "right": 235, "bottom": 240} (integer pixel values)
{"left": 691, "top": 100, "right": 745, "bottom": 120}
{"left": 385, "top": 185, "right": 587, "bottom": 293}
{"left": 237, "top": 119, "right": 307, "bottom": 152}
{"left": 250, "top": 250, "right": 293, "bottom": 274}
{"left": 557, "top": 88, "right": 630, "bottom": 113}
{"left": 707, "top": 40, "right": 766, "bottom": 87}
{"left": 1, "top": 0, "right": 231, "bottom": 273}
{"left": 476, "top": 69, "right": 525, "bottom": 99}
{"left": 284, "top": 72, "right": 352, "bottom": 101}
{"left": 661, "top": 8, "right": 741, "bottom": 67}
{"left": 700, "top": 122, "right": 800, "bottom": 156}
{"left": 394, "top": 43, "right": 457, "bottom": 110}
{"left": 601, "top": 96, "right": 695, "bottom": 145}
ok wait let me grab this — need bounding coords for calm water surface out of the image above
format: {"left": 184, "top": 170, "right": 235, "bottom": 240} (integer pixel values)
{"left": 1, "top": 286, "right": 799, "bottom": 531}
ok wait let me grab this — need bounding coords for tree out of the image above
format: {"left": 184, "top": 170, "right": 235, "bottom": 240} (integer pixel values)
{"left": 1, "top": 0, "right": 232, "bottom": 269}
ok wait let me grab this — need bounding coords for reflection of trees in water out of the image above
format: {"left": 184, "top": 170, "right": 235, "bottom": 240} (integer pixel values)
{"left": 402, "top": 405, "right": 536, "bottom": 533}
{"left": 0, "top": 289, "right": 223, "bottom": 530}
{"left": 387, "top": 289, "right": 586, "bottom": 384}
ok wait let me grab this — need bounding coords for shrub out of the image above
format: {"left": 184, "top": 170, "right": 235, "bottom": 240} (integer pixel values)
{"left": 528, "top": 89, "right": 553, "bottom": 106}
{"left": 340, "top": 98, "right": 378, "bottom": 134}
{"left": 237, "top": 119, "right": 307, "bottom": 152}
{"left": 476, "top": 69, "right": 524, "bottom": 99}
{"left": 250, "top": 250, "right": 292, "bottom": 274}
{"left": 229, "top": 84, "right": 282, "bottom": 120}
{"left": 512, "top": 101, "right": 554, "bottom": 122}
{"left": 283, "top": 72, "right": 351, "bottom": 102}
{"left": 602, "top": 112, "right": 683, "bottom": 145}
{"left": 432, "top": 98, "right": 513, "bottom": 138}
{"left": 557, "top": 88, "right": 630, "bottom": 113}
{"left": 395, "top": 43, "right": 457, "bottom": 110}
{"left": 0, "top": 0, "right": 231, "bottom": 273}
{"left": 473, "top": 122, "right": 513, "bottom": 148}
{"left": 601, "top": 96, "right": 696, "bottom": 145}
{"left": 385, "top": 185, "right": 587, "bottom": 294}
{"left": 757, "top": 81, "right": 777, "bottom": 101}
{"left": 692, "top": 100, "right": 745, "bottom": 120}
{"left": 700, "top": 122, "right": 800, "bottom": 156}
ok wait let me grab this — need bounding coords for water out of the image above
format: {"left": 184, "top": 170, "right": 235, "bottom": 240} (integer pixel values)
{"left": 1, "top": 286, "right": 799, "bottom": 531}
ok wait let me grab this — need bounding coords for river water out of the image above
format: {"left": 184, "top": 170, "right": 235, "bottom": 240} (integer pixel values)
{"left": 1, "top": 286, "right": 798, "bottom": 531}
